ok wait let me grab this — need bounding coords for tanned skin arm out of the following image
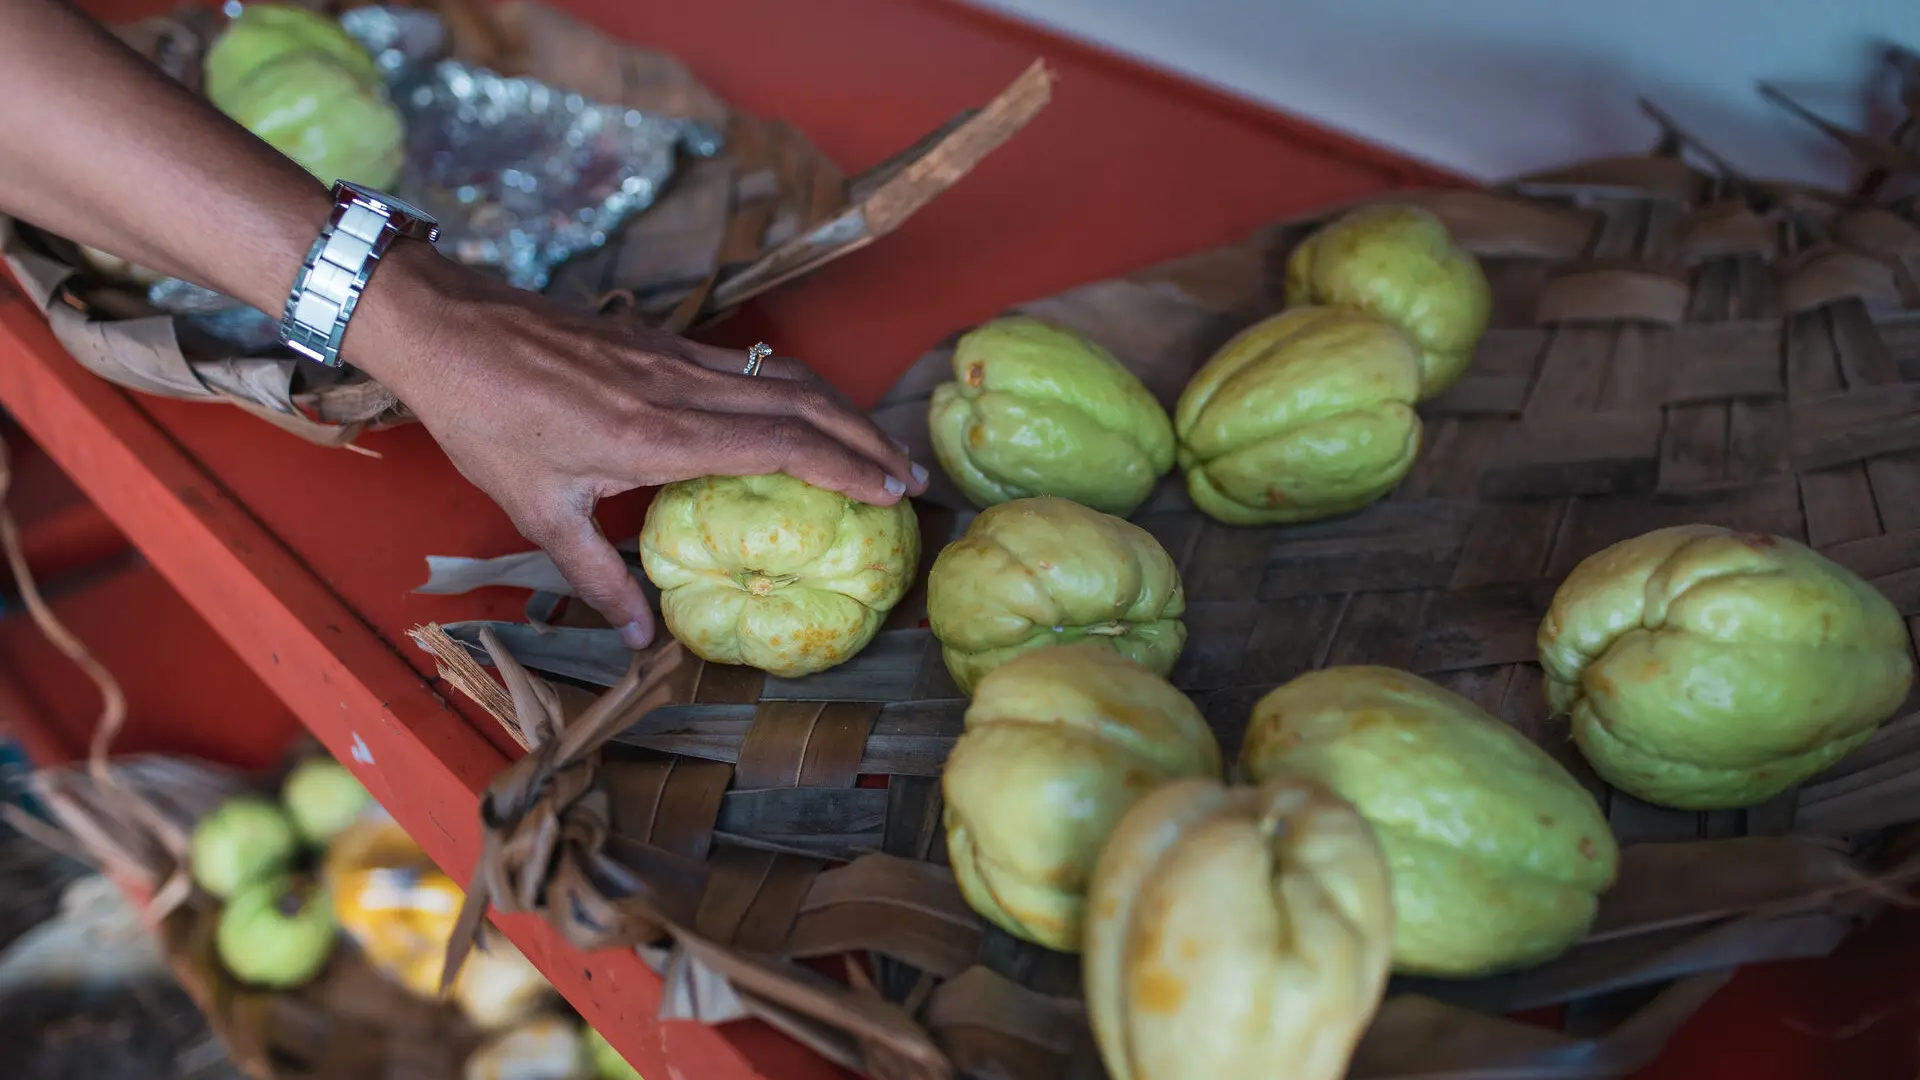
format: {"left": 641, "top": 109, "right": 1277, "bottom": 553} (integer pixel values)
{"left": 0, "top": 0, "right": 927, "bottom": 645}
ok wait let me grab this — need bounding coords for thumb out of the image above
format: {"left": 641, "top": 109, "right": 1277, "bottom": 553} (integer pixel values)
{"left": 527, "top": 512, "right": 655, "bottom": 650}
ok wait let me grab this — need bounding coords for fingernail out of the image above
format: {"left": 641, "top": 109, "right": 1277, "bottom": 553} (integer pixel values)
{"left": 884, "top": 474, "right": 907, "bottom": 498}
{"left": 891, "top": 438, "right": 913, "bottom": 455}
{"left": 618, "top": 621, "right": 652, "bottom": 649}
{"left": 911, "top": 463, "right": 929, "bottom": 487}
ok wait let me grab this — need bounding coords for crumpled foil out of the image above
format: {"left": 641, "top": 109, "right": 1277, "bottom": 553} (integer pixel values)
{"left": 155, "top": 4, "right": 722, "bottom": 352}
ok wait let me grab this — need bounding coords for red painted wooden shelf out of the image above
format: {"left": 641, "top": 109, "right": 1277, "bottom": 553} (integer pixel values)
{"left": 0, "top": 551, "right": 303, "bottom": 772}
{"left": 1, "top": 1, "right": 1913, "bottom": 1077}
{"left": 1, "top": 420, "right": 130, "bottom": 589}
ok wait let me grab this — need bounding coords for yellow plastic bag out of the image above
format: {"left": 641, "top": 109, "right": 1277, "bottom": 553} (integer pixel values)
{"left": 324, "top": 814, "right": 555, "bottom": 1030}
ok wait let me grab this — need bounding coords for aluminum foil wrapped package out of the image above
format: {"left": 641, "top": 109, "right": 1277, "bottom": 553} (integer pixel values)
{"left": 390, "top": 62, "right": 705, "bottom": 288}
{"left": 345, "top": 5, "right": 722, "bottom": 290}
{"left": 159, "top": 3, "right": 721, "bottom": 351}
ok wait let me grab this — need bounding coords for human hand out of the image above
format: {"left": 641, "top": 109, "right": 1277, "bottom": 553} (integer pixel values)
{"left": 1, "top": 0, "right": 932, "bottom": 648}
{"left": 347, "top": 244, "right": 929, "bottom": 648}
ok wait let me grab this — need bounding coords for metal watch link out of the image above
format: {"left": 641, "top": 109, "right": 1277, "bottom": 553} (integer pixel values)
{"left": 278, "top": 180, "right": 440, "bottom": 368}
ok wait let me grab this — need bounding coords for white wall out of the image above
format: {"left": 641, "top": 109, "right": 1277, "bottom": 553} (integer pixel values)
{"left": 973, "top": 0, "right": 1920, "bottom": 189}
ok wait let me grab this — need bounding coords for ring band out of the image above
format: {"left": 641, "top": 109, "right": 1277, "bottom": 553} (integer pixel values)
{"left": 743, "top": 342, "right": 772, "bottom": 377}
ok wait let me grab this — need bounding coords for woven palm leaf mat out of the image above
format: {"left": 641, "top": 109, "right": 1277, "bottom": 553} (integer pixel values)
{"left": 0, "top": 0, "right": 1048, "bottom": 448}
{"left": 410, "top": 110, "right": 1920, "bottom": 1078}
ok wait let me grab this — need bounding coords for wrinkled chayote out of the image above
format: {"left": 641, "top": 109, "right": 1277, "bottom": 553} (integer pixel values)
{"left": 1084, "top": 776, "right": 1393, "bottom": 1080}
{"left": 638, "top": 473, "right": 920, "bottom": 678}
{"left": 1285, "top": 204, "right": 1491, "bottom": 400}
{"left": 216, "top": 876, "right": 337, "bottom": 989}
{"left": 929, "top": 316, "right": 1175, "bottom": 517}
{"left": 189, "top": 795, "right": 298, "bottom": 899}
{"left": 1242, "top": 666, "right": 1618, "bottom": 977}
{"left": 204, "top": 4, "right": 382, "bottom": 104}
{"left": 205, "top": 5, "right": 405, "bottom": 189}
{"left": 1539, "top": 524, "right": 1914, "bottom": 810}
{"left": 926, "top": 496, "right": 1186, "bottom": 695}
{"left": 943, "top": 644, "right": 1222, "bottom": 951}
{"left": 1174, "top": 306, "right": 1423, "bottom": 525}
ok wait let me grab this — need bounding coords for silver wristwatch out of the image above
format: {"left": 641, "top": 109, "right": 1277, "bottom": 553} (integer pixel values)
{"left": 278, "top": 180, "right": 440, "bottom": 367}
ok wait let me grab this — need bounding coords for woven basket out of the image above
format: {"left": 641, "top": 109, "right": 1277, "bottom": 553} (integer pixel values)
{"left": 30, "top": 754, "right": 482, "bottom": 1080}
{"left": 0, "top": 0, "right": 1047, "bottom": 447}
{"left": 404, "top": 82, "right": 1920, "bottom": 1080}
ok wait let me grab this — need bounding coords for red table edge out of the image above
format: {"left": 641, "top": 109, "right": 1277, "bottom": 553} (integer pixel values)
{"left": 0, "top": 4, "right": 1461, "bottom": 1077}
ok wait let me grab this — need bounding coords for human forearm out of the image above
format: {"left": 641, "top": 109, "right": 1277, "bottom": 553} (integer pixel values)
{"left": 0, "top": 0, "right": 330, "bottom": 316}
{"left": 0, "top": 0, "right": 928, "bottom": 647}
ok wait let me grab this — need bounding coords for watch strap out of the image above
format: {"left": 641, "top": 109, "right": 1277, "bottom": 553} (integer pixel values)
{"left": 279, "top": 184, "right": 438, "bottom": 368}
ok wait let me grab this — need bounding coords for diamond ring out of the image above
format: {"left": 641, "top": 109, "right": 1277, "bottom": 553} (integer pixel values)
{"left": 743, "top": 342, "right": 773, "bottom": 377}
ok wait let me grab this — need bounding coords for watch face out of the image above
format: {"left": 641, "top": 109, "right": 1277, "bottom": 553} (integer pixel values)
{"left": 334, "top": 180, "right": 437, "bottom": 229}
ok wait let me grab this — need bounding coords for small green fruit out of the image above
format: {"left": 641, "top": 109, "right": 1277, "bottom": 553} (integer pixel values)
{"left": 215, "top": 876, "right": 337, "bottom": 989}
{"left": 1173, "top": 306, "right": 1423, "bottom": 525}
{"left": 583, "top": 1027, "right": 644, "bottom": 1080}
{"left": 1241, "top": 666, "right": 1617, "bottom": 977}
{"left": 203, "top": 4, "right": 383, "bottom": 105}
{"left": 190, "top": 796, "right": 298, "bottom": 899}
{"left": 217, "top": 54, "right": 407, "bottom": 189}
{"left": 1285, "top": 204, "right": 1492, "bottom": 400}
{"left": 926, "top": 496, "right": 1186, "bottom": 695}
{"left": 282, "top": 758, "right": 371, "bottom": 845}
{"left": 1539, "top": 524, "right": 1914, "bottom": 809}
{"left": 929, "top": 316, "right": 1176, "bottom": 517}
{"left": 203, "top": 6, "right": 405, "bottom": 189}
{"left": 638, "top": 473, "right": 921, "bottom": 677}
{"left": 942, "top": 644, "right": 1221, "bottom": 951}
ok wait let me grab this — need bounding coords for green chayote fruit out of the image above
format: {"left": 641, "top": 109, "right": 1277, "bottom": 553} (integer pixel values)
{"left": 1242, "top": 666, "right": 1618, "bottom": 977}
{"left": 217, "top": 55, "right": 405, "bottom": 189}
{"left": 281, "top": 758, "right": 370, "bottom": 845}
{"left": 205, "top": 6, "right": 404, "bottom": 189}
{"left": 204, "top": 4, "right": 383, "bottom": 105}
{"left": 190, "top": 795, "right": 298, "bottom": 899}
{"left": 942, "top": 644, "right": 1221, "bottom": 951}
{"left": 1285, "top": 204, "right": 1492, "bottom": 400}
{"left": 215, "top": 876, "right": 337, "bottom": 989}
{"left": 926, "top": 496, "right": 1186, "bottom": 695}
{"left": 1174, "top": 306, "right": 1423, "bottom": 525}
{"left": 929, "top": 317, "right": 1176, "bottom": 517}
{"left": 638, "top": 473, "right": 920, "bottom": 678}
{"left": 1539, "top": 524, "right": 1914, "bottom": 810}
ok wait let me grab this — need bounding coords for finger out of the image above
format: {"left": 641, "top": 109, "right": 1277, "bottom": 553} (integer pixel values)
{"left": 689, "top": 360, "right": 929, "bottom": 495}
{"left": 673, "top": 346, "right": 874, "bottom": 432}
{"left": 519, "top": 508, "right": 655, "bottom": 649}
{"left": 676, "top": 338, "right": 757, "bottom": 375}
{"left": 744, "top": 354, "right": 813, "bottom": 383}
{"left": 661, "top": 342, "right": 877, "bottom": 434}
{"left": 752, "top": 360, "right": 911, "bottom": 463}
{"left": 692, "top": 414, "right": 908, "bottom": 506}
